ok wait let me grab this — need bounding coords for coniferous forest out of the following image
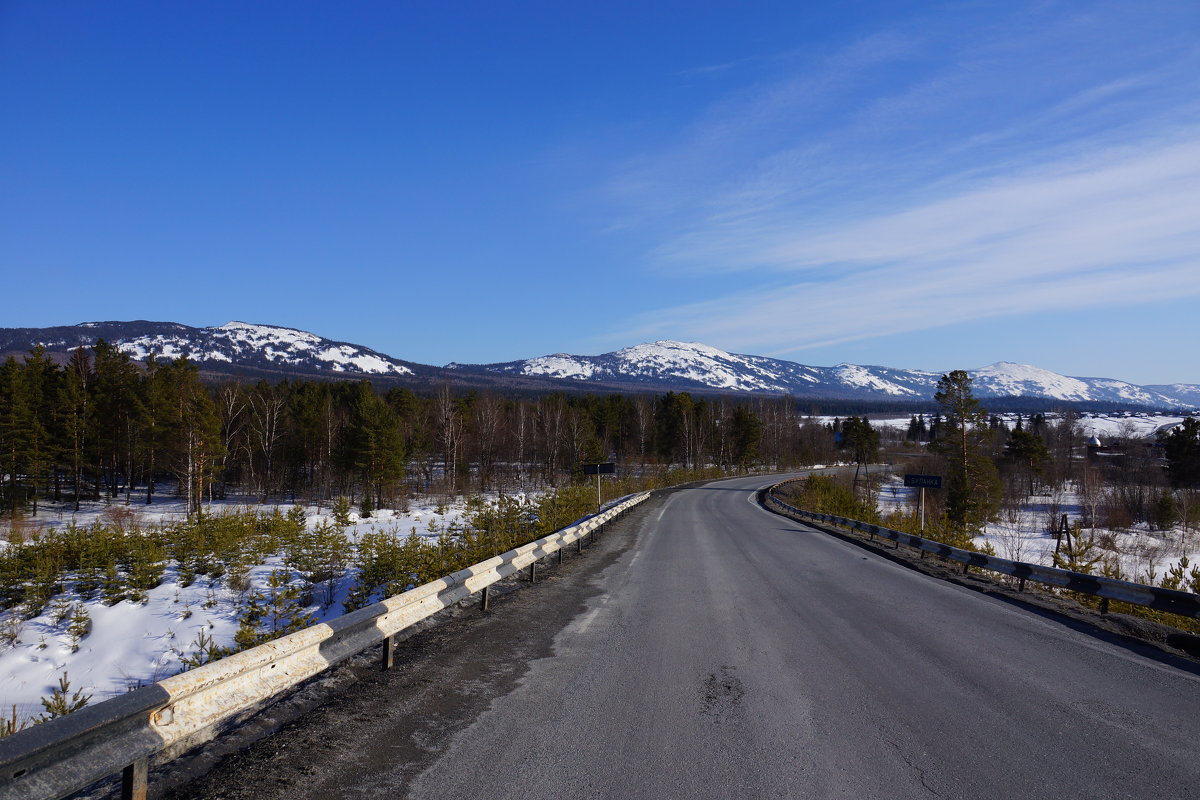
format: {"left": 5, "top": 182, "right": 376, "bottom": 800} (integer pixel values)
{"left": 0, "top": 341, "right": 843, "bottom": 518}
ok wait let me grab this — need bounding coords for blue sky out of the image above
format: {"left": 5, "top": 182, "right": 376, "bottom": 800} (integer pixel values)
{"left": 2, "top": 1, "right": 1198, "bottom": 384}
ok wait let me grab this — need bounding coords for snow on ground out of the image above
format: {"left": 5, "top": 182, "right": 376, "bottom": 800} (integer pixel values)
{"left": 0, "top": 492, "right": 505, "bottom": 722}
{"left": 874, "top": 474, "right": 1200, "bottom": 587}
{"left": 1073, "top": 414, "right": 1188, "bottom": 440}
{"left": 831, "top": 363, "right": 921, "bottom": 396}
{"left": 864, "top": 411, "right": 1195, "bottom": 438}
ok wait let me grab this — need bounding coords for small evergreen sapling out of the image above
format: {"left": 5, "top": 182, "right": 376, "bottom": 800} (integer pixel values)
{"left": 67, "top": 603, "right": 91, "bottom": 652}
{"left": 332, "top": 496, "right": 352, "bottom": 527}
{"left": 37, "top": 672, "right": 91, "bottom": 721}
{"left": 0, "top": 612, "right": 23, "bottom": 647}
{"left": 1053, "top": 522, "right": 1102, "bottom": 575}
{"left": 179, "top": 627, "right": 225, "bottom": 669}
{"left": 49, "top": 593, "right": 73, "bottom": 625}
{"left": 233, "top": 569, "right": 315, "bottom": 651}
{"left": 0, "top": 704, "right": 28, "bottom": 738}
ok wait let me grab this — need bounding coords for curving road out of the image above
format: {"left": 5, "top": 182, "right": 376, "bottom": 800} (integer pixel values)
{"left": 406, "top": 474, "right": 1200, "bottom": 799}
{"left": 166, "top": 474, "right": 1200, "bottom": 800}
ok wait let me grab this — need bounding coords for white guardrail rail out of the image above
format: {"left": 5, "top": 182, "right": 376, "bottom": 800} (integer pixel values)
{"left": 0, "top": 491, "right": 650, "bottom": 800}
{"left": 764, "top": 482, "right": 1200, "bottom": 620}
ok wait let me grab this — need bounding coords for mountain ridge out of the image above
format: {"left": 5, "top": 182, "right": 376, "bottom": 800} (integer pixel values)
{"left": 1, "top": 323, "right": 1196, "bottom": 408}
{"left": 449, "top": 339, "right": 1199, "bottom": 407}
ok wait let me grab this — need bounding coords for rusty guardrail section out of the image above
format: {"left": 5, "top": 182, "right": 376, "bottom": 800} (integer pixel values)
{"left": 763, "top": 482, "right": 1200, "bottom": 619}
{"left": 0, "top": 491, "right": 650, "bottom": 800}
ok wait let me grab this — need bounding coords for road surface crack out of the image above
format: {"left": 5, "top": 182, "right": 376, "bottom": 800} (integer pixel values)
{"left": 884, "top": 737, "right": 942, "bottom": 798}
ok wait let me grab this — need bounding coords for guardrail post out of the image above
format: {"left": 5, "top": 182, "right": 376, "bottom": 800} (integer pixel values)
{"left": 122, "top": 757, "right": 148, "bottom": 800}
{"left": 529, "top": 562, "right": 536, "bottom": 583}
{"left": 558, "top": 547, "right": 563, "bottom": 565}
{"left": 1100, "top": 597, "right": 1110, "bottom": 614}
{"left": 577, "top": 537, "right": 583, "bottom": 554}
{"left": 381, "top": 634, "right": 395, "bottom": 670}
{"left": 481, "top": 585, "right": 490, "bottom": 611}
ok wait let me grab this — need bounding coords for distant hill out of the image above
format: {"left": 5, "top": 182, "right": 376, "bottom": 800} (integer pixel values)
{"left": 2, "top": 322, "right": 1196, "bottom": 408}
{"left": 449, "top": 339, "right": 1199, "bottom": 407}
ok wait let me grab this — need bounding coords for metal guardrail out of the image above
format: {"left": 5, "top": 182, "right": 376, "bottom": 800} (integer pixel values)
{"left": 763, "top": 484, "right": 1200, "bottom": 620}
{"left": 0, "top": 492, "right": 650, "bottom": 800}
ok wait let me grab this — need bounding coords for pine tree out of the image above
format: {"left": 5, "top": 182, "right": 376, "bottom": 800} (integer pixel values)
{"left": 338, "top": 383, "right": 404, "bottom": 510}
{"left": 67, "top": 603, "right": 91, "bottom": 651}
{"left": 93, "top": 340, "right": 143, "bottom": 500}
{"left": 730, "top": 405, "right": 763, "bottom": 470}
{"left": 1053, "top": 522, "right": 1102, "bottom": 574}
{"left": 0, "top": 357, "right": 30, "bottom": 514}
{"left": 37, "top": 672, "right": 91, "bottom": 721}
{"left": 60, "top": 347, "right": 94, "bottom": 511}
{"left": 140, "top": 355, "right": 171, "bottom": 505}
{"left": 179, "top": 627, "right": 226, "bottom": 669}
{"left": 1161, "top": 418, "right": 1200, "bottom": 488}
{"left": 1004, "top": 428, "right": 1051, "bottom": 497}
{"left": 160, "top": 358, "right": 223, "bottom": 518}
{"left": 332, "top": 495, "right": 352, "bottom": 527}
{"left": 0, "top": 704, "right": 29, "bottom": 739}
{"left": 287, "top": 519, "right": 349, "bottom": 607}
{"left": 233, "top": 569, "right": 315, "bottom": 651}
{"left": 20, "top": 347, "right": 59, "bottom": 515}
{"left": 932, "top": 371, "right": 1002, "bottom": 540}
{"left": 101, "top": 561, "right": 126, "bottom": 605}
{"left": 1151, "top": 490, "right": 1179, "bottom": 531}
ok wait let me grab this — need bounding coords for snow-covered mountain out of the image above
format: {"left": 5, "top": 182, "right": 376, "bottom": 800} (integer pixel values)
{"left": 0, "top": 320, "right": 418, "bottom": 377}
{"left": 2, "top": 323, "right": 1194, "bottom": 407}
{"left": 1143, "top": 383, "right": 1200, "bottom": 408}
{"left": 450, "top": 340, "right": 1195, "bottom": 407}
{"left": 452, "top": 340, "right": 830, "bottom": 393}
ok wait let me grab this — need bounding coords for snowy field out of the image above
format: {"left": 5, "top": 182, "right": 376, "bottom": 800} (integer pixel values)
{"left": 0, "top": 493, "right": 493, "bottom": 722}
{"left": 875, "top": 475, "right": 1199, "bottom": 586}
{"left": 865, "top": 411, "right": 1194, "bottom": 440}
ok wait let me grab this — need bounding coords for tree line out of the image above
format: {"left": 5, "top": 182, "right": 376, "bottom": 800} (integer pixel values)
{"left": 0, "top": 342, "right": 853, "bottom": 517}
{"left": 812, "top": 370, "right": 1200, "bottom": 547}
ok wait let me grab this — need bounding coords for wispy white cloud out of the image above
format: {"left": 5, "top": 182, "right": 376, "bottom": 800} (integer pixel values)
{"left": 601, "top": 2, "right": 1200, "bottom": 360}
{"left": 622, "top": 134, "right": 1200, "bottom": 354}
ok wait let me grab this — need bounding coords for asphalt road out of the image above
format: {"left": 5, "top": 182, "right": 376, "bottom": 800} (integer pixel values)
{"left": 164, "top": 475, "right": 1200, "bottom": 800}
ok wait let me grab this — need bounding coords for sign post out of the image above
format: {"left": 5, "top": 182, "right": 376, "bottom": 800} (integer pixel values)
{"left": 903, "top": 474, "right": 942, "bottom": 532}
{"left": 583, "top": 462, "right": 616, "bottom": 512}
